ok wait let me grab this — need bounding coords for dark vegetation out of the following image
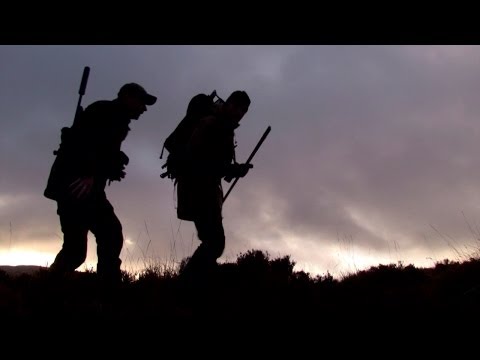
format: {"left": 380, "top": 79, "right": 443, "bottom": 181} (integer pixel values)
{"left": 1, "top": 249, "right": 479, "bottom": 330}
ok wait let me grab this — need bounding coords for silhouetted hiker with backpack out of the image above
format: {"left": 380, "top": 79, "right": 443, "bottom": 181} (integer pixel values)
{"left": 162, "top": 90, "right": 253, "bottom": 287}
{"left": 44, "top": 75, "right": 157, "bottom": 286}
{"left": 160, "top": 92, "right": 219, "bottom": 181}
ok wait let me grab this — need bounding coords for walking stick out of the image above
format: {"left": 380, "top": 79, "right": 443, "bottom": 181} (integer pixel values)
{"left": 223, "top": 125, "right": 271, "bottom": 202}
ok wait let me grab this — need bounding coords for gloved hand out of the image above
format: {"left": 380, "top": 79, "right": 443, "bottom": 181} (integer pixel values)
{"left": 224, "top": 162, "right": 253, "bottom": 182}
{"left": 108, "top": 169, "right": 127, "bottom": 182}
{"left": 116, "top": 151, "right": 129, "bottom": 169}
{"left": 108, "top": 151, "right": 129, "bottom": 183}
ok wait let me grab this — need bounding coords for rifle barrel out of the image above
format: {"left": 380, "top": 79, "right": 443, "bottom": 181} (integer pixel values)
{"left": 73, "top": 66, "right": 90, "bottom": 126}
{"left": 79, "top": 66, "right": 90, "bottom": 96}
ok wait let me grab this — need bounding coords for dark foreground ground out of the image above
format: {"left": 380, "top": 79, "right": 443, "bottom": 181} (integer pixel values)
{"left": 1, "top": 250, "right": 479, "bottom": 344}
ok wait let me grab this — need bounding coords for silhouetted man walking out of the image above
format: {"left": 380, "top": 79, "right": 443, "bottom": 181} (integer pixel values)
{"left": 176, "top": 90, "right": 253, "bottom": 286}
{"left": 44, "top": 82, "right": 157, "bottom": 285}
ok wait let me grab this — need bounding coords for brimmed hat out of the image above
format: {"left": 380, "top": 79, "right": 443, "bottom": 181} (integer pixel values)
{"left": 118, "top": 83, "right": 157, "bottom": 106}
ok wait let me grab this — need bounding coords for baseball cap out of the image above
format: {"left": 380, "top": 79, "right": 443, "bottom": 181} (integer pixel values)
{"left": 118, "top": 83, "right": 157, "bottom": 106}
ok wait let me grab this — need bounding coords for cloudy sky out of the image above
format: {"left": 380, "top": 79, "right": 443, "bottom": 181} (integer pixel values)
{"left": 2, "top": 45, "right": 480, "bottom": 278}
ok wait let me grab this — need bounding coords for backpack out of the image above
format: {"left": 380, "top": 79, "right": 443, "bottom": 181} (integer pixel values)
{"left": 52, "top": 117, "right": 82, "bottom": 156}
{"left": 160, "top": 90, "right": 224, "bottom": 181}
{"left": 44, "top": 108, "right": 85, "bottom": 200}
